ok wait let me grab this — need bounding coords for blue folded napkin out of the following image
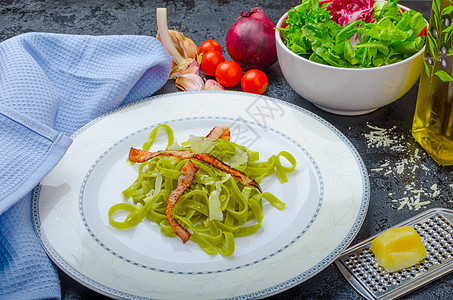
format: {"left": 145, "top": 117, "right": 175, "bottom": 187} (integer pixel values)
{"left": 0, "top": 32, "right": 172, "bottom": 299}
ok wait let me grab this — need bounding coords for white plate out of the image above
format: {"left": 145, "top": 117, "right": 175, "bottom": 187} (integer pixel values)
{"left": 32, "top": 91, "right": 369, "bottom": 299}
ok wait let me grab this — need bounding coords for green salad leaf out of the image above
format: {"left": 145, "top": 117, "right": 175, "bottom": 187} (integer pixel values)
{"left": 279, "top": 0, "right": 426, "bottom": 68}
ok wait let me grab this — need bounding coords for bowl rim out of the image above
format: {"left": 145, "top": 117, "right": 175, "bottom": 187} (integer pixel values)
{"left": 274, "top": 3, "right": 427, "bottom": 72}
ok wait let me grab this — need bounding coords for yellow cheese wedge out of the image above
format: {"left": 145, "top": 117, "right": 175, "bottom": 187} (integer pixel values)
{"left": 370, "top": 226, "right": 427, "bottom": 273}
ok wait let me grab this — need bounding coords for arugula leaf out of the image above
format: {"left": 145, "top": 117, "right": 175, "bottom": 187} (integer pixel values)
{"left": 344, "top": 40, "right": 360, "bottom": 65}
{"left": 397, "top": 9, "right": 427, "bottom": 37}
{"left": 390, "top": 36, "right": 424, "bottom": 54}
{"left": 367, "top": 18, "right": 409, "bottom": 41}
{"left": 374, "top": 0, "right": 400, "bottom": 21}
{"left": 335, "top": 20, "right": 366, "bottom": 44}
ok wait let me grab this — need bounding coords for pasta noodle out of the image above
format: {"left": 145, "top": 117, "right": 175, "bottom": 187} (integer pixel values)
{"left": 108, "top": 124, "right": 297, "bottom": 256}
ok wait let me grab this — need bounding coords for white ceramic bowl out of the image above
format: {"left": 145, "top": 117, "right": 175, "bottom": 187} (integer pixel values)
{"left": 275, "top": 5, "right": 426, "bottom": 115}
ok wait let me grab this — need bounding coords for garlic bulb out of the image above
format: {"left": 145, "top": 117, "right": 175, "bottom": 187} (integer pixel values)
{"left": 156, "top": 8, "right": 197, "bottom": 79}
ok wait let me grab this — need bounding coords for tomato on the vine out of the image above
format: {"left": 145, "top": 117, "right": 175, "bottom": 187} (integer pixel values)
{"left": 197, "top": 40, "right": 223, "bottom": 55}
{"left": 215, "top": 61, "right": 242, "bottom": 88}
{"left": 240, "top": 69, "right": 268, "bottom": 94}
{"left": 200, "top": 50, "right": 225, "bottom": 77}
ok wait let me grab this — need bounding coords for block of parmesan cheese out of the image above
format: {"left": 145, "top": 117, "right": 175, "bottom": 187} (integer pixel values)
{"left": 370, "top": 226, "right": 427, "bottom": 273}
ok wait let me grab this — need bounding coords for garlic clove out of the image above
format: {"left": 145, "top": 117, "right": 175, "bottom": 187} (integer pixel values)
{"left": 177, "top": 60, "right": 200, "bottom": 76}
{"left": 203, "top": 79, "right": 225, "bottom": 90}
{"left": 175, "top": 73, "right": 205, "bottom": 91}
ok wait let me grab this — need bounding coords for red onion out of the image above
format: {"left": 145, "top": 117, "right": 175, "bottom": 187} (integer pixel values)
{"left": 226, "top": 7, "right": 277, "bottom": 70}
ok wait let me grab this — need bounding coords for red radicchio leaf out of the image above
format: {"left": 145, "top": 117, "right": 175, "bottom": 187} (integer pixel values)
{"left": 327, "top": 0, "right": 375, "bottom": 26}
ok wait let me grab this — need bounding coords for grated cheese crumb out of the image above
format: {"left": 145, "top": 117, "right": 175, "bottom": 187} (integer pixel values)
{"left": 364, "top": 124, "right": 403, "bottom": 149}
{"left": 395, "top": 160, "right": 407, "bottom": 174}
{"left": 363, "top": 123, "right": 438, "bottom": 212}
{"left": 411, "top": 189, "right": 425, "bottom": 194}
{"left": 430, "top": 183, "right": 441, "bottom": 197}
{"left": 393, "top": 192, "right": 431, "bottom": 211}
{"left": 397, "top": 197, "right": 409, "bottom": 210}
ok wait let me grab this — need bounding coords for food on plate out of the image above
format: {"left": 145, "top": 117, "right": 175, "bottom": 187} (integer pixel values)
{"left": 109, "top": 124, "right": 297, "bottom": 255}
{"left": 165, "top": 160, "right": 198, "bottom": 243}
{"left": 370, "top": 226, "right": 427, "bottom": 272}
{"left": 128, "top": 148, "right": 262, "bottom": 192}
{"left": 226, "top": 7, "right": 278, "bottom": 70}
{"left": 205, "top": 125, "right": 230, "bottom": 141}
{"left": 279, "top": 0, "right": 427, "bottom": 68}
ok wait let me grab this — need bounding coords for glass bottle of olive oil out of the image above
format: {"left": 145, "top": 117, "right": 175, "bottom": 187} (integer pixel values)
{"left": 412, "top": 0, "right": 453, "bottom": 166}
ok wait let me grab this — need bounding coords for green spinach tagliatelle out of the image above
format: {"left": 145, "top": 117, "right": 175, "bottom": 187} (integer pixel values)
{"left": 108, "top": 124, "right": 297, "bottom": 256}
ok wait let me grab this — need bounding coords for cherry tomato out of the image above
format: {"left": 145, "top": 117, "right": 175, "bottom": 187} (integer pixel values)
{"left": 215, "top": 61, "right": 242, "bottom": 87}
{"left": 200, "top": 50, "right": 225, "bottom": 77}
{"left": 197, "top": 40, "right": 223, "bottom": 55}
{"left": 240, "top": 69, "right": 268, "bottom": 94}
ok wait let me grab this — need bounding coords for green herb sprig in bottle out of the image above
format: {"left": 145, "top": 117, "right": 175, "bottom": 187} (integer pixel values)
{"left": 412, "top": 0, "right": 453, "bottom": 166}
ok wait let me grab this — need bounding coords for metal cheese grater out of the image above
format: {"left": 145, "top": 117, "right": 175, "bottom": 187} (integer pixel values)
{"left": 335, "top": 208, "right": 453, "bottom": 300}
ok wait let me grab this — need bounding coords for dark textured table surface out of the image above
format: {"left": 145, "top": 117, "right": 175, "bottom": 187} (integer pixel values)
{"left": 2, "top": 0, "right": 453, "bottom": 299}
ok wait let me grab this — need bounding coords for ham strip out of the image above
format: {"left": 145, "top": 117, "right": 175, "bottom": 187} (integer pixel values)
{"left": 128, "top": 147, "right": 261, "bottom": 192}
{"left": 166, "top": 160, "right": 198, "bottom": 243}
{"left": 205, "top": 125, "right": 230, "bottom": 141}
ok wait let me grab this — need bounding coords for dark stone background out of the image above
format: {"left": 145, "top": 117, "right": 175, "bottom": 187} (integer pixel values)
{"left": 2, "top": 0, "right": 452, "bottom": 299}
